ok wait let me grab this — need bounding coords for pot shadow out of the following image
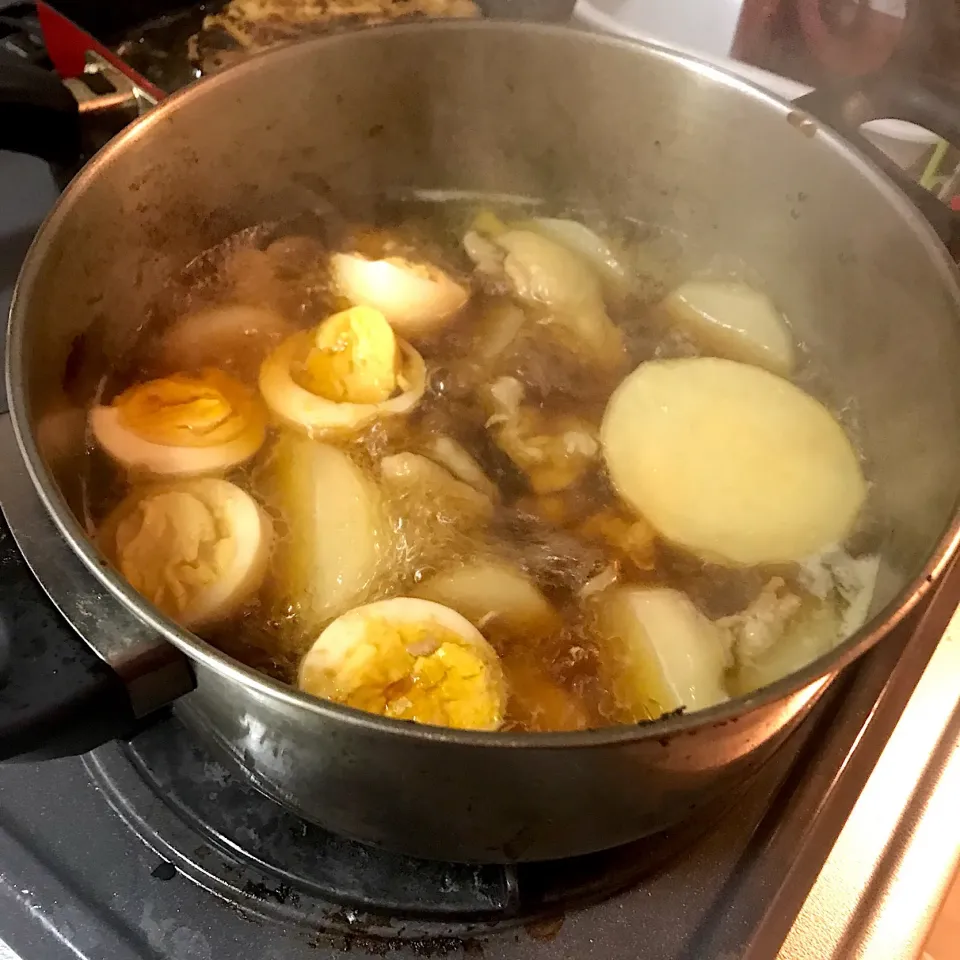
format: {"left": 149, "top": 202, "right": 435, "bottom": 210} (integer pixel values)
{"left": 0, "top": 226, "right": 43, "bottom": 413}
{"left": 0, "top": 226, "right": 40, "bottom": 295}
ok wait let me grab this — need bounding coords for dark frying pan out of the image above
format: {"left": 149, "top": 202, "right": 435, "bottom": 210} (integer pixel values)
{"left": 35, "top": 0, "right": 579, "bottom": 100}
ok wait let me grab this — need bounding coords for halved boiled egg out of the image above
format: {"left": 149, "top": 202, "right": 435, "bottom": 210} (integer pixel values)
{"left": 90, "top": 369, "right": 267, "bottom": 477}
{"left": 298, "top": 597, "right": 507, "bottom": 731}
{"left": 259, "top": 305, "right": 426, "bottom": 437}
{"left": 158, "top": 304, "right": 293, "bottom": 380}
{"left": 98, "top": 477, "right": 273, "bottom": 630}
{"left": 331, "top": 252, "right": 469, "bottom": 338}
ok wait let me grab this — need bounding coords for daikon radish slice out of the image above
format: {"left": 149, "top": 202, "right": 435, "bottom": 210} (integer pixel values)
{"left": 661, "top": 280, "right": 795, "bottom": 375}
{"left": 600, "top": 358, "right": 866, "bottom": 566}
{"left": 414, "top": 561, "right": 560, "bottom": 638}
{"left": 596, "top": 586, "right": 729, "bottom": 720}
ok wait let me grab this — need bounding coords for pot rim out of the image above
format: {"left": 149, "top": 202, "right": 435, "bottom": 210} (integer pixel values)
{"left": 7, "top": 20, "right": 960, "bottom": 748}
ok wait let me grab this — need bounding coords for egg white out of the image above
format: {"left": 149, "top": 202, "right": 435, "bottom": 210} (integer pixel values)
{"left": 100, "top": 477, "right": 273, "bottom": 629}
{"left": 331, "top": 253, "right": 468, "bottom": 338}
{"left": 302, "top": 597, "right": 495, "bottom": 670}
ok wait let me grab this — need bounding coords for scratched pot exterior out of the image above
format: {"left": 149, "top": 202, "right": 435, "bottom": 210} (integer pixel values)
{"left": 7, "top": 24, "right": 960, "bottom": 861}
{"left": 175, "top": 661, "right": 830, "bottom": 860}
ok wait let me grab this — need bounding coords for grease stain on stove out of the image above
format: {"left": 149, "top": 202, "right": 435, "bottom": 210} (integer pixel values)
{"left": 310, "top": 931, "right": 485, "bottom": 956}
{"left": 93, "top": 715, "right": 725, "bottom": 946}
{"left": 524, "top": 916, "right": 564, "bottom": 941}
{"left": 150, "top": 860, "right": 177, "bottom": 881}
{"left": 141, "top": 901, "right": 213, "bottom": 960}
{"left": 242, "top": 879, "right": 300, "bottom": 907}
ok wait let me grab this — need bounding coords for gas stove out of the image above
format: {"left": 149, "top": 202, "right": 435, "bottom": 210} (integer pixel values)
{"left": 3, "top": 35, "right": 960, "bottom": 960}
{"left": 2, "top": 231, "right": 960, "bottom": 958}
{"left": 1, "top": 469, "right": 957, "bottom": 960}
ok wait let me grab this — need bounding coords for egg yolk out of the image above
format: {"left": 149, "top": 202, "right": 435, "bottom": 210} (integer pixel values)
{"left": 111, "top": 490, "right": 233, "bottom": 620}
{"left": 114, "top": 369, "right": 262, "bottom": 447}
{"left": 297, "top": 305, "right": 399, "bottom": 404}
{"left": 301, "top": 619, "right": 503, "bottom": 730}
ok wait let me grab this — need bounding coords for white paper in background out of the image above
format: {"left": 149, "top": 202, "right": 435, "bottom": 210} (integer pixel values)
{"left": 0, "top": 937, "right": 20, "bottom": 960}
{"left": 599, "top": 0, "right": 746, "bottom": 58}
{"left": 869, "top": 0, "right": 908, "bottom": 16}
{"left": 573, "top": 0, "right": 939, "bottom": 168}
{"left": 594, "top": 0, "right": 909, "bottom": 60}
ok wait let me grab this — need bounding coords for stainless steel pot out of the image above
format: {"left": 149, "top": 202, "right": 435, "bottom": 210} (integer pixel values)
{"left": 2, "top": 22, "right": 960, "bottom": 863}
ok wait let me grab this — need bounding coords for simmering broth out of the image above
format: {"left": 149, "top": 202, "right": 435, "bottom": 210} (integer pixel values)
{"left": 77, "top": 197, "right": 878, "bottom": 733}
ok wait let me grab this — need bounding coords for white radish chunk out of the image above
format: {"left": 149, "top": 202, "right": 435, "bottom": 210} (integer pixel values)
{"left": 271, "top": 437, "right": 386, "bottom": 628}
{"left": 413, "top": 561, "right": 561, "bottom": 638}
{"left": 596, "top": 586, "right": 729, "bottom": 720}
{"left": 600, "top": 358, "right": 866, "bottom": 566}
{"left": 661, "top": 280, "right": 795, "bottom": 376}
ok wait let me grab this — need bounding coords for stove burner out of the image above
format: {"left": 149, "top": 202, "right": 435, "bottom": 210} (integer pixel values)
{"left": 86, "top": 714, "right": 734, "bottom": 940}
{"left": 0, "top": 3, "right": 53, "bottom": 68}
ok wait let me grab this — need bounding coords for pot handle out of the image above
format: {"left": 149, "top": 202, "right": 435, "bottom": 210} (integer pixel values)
{"left": 0, "top": 413, "right": 196, "bottom": 762}
{"left": 0, "top": 410, "right": 194, "bottom": 761}
{"left": 0, "top": 53, "right": 81, "bottom": 165}
{"left": 792, "top": 72, "right": 960, "bottom": 245}
{"left": 0, "top": 518, "right": 153, "bottom": 760}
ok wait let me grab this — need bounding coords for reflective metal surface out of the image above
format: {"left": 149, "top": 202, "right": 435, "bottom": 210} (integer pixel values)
{"left": 5, "top": 22, "right": 960, "bottom": 860}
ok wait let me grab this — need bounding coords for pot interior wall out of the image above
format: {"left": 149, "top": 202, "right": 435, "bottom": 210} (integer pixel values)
{"left": 12, "top": 23, "right": 960, "bottom": 624}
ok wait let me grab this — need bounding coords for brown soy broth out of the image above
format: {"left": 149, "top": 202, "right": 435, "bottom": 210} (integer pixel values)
{"left": 76, "top": 194, "right": 855, "bottom": 733}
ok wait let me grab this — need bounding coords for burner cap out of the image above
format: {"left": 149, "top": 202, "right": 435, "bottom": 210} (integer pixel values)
{"left": 87, "top": 714, "right": 728, "bottom": 939}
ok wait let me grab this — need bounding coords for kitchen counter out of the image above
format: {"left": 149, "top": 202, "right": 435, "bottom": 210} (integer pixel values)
{"left": 778, "top": 590, "right": 960, "bottom": 960}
